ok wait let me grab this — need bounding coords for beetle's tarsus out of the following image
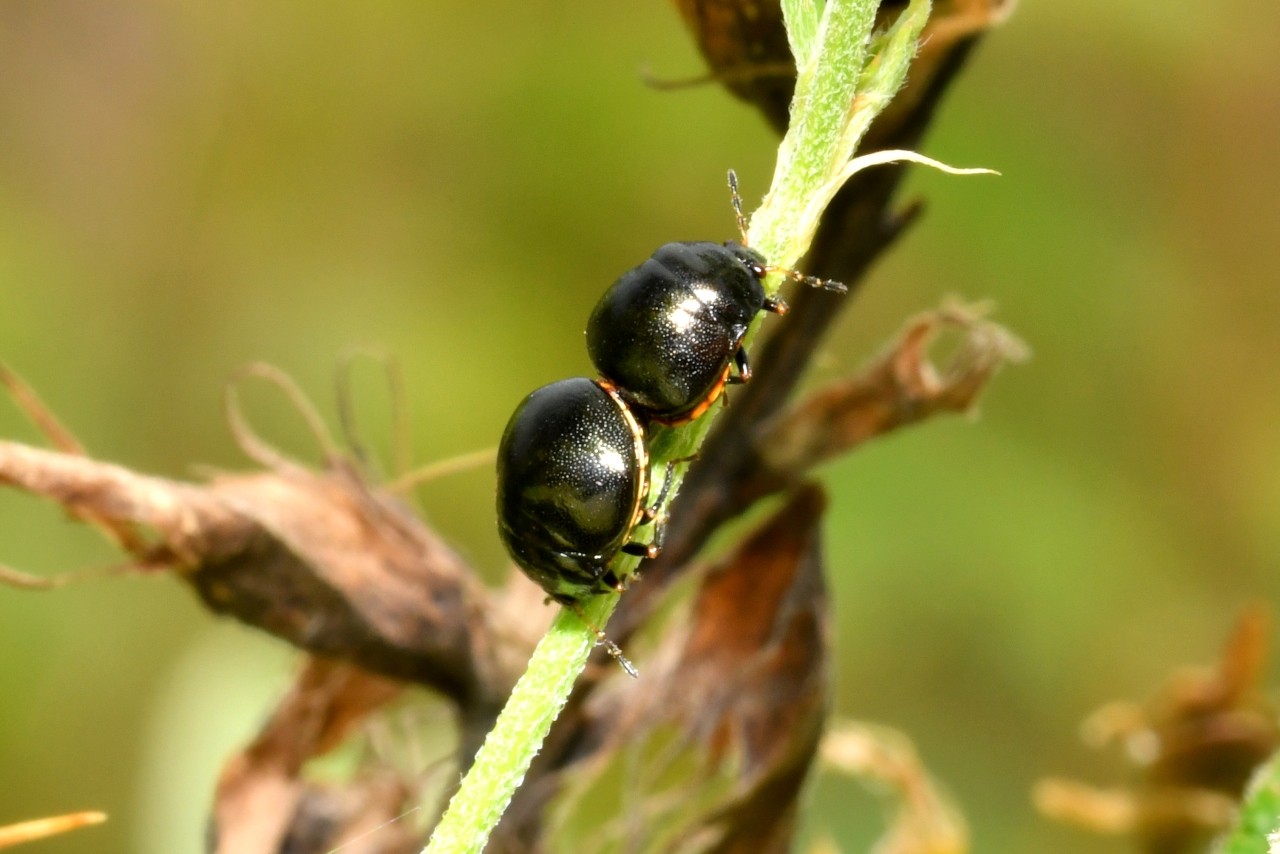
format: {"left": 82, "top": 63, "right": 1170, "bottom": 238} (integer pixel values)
{"left": 731, "top": 348, "right": 753, "bottom": 384}
{"left": 605, "top": 641, "right": 639, "bottom": 678}
{"left": 569, "top": 603, "right": 638, "bottom": 678}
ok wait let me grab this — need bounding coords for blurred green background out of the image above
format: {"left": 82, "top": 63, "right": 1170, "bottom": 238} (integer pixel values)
{"left": 2, "top": 1, "right": 1277, "bottom": 851}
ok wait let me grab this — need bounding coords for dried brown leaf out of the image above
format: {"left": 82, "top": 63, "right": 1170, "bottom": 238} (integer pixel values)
{"left": 663, "top": 484, "right": 830, "bottom": 770}
{"left": 645, "top": 485, "right": 831, "bottom": 853}
{"left": 193, "top": 462, "right": 507, "bottom": 712}
{"left": 760, "top": 300, "right": 1027, "bottom": 480}
{"left": 539, "top": 485, "right": 831, "bottom": 854}
{"left": 0, "top": 440, "right": 242, "bottom": 562}
{"left": 0, "top": 364, "right": 515, "bottom": 725}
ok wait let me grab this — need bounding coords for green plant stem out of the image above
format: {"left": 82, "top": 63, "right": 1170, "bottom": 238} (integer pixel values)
{"left": 421, "top": 597, "right": 617, "bottom": 853}
{"left": 423, "top": 1, "right": 932, "bottom": 851}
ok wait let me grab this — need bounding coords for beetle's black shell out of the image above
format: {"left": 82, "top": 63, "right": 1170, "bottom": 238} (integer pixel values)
{"left": 586, "top": 241, "right": 768, "bottom": 421}
{"left": 496, "top": 377, "right": 649, "bottom": 605}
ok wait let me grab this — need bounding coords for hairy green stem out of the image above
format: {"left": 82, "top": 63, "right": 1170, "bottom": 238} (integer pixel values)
{"left": 423, "top": 1, "right": 934, "bottom": 850}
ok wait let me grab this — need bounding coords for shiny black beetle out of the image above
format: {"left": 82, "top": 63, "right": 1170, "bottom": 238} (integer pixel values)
{"left": 585, "top": 172, "right": 845, "bottom": 424}
{"left": 496, "top": 376, "right": 666, "bottom": 607}
{"left": 586, "top": 240, "right": 785, "bottom": 424}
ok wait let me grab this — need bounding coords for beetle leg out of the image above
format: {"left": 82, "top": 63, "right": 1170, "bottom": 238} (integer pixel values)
{"left": 727, "top": 347, "right": 752, "bottom": 385}
{"left": 601, "top": 568, "right": 626, "bottom": 593}
{"left": 621, "top": 540, "right": 659, "bottom": 560}
{"left": 567, "top": 602, "right": 638, "bottom": 678}
{"left": 640, "top": 457, "right": 691, "bottom": 523}
{"left": 623, "top": 455, "right": 694, "bottom": 559}
{"left": 763, "top": 296, "right": 789, "bottom": 315}
{"left": 622, "top": 518, "right": 667, "bottom": 563}
{"left": 648, "top": 512, "right": 668, "bottom": 554}
{"left": 624, "top": 455, "right": 699, "bottom": 557}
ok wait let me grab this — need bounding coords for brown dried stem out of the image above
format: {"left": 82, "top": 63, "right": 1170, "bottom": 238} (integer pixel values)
{"left": 0, "top": 436, "right": 512, "bottom": 739}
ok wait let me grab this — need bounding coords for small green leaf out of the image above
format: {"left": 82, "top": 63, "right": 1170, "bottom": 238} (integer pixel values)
{"left": 1215, "top": 751, "right": 1280, "bottom": 854}
{"left": 837, "top": 0, "right": 932, "bottom": 178}
{"left": 782, "top": 0, "right": 822, "bottom": 69}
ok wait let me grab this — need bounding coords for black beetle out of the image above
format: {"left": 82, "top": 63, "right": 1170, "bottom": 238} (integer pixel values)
{"left": 585, "top": 172, "right": 845, "bottom": 424}
{"left": 496, "top": 376, "right": 666, "bottom": 608}
{"left": 586, "top": 240, "right": 786, "bottom": 424}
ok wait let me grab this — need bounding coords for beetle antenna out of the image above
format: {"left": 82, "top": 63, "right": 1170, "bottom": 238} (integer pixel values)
{"left": 726, "top": 171, "right": 843, "bottom": 293}
{"left": 727, "top": 169, "right": 749, "bottom": 244}
{"left": 569, "top": 603, "right": 638, "bottom": 678}
{"left": 765, "top": 265, "right": 848, "bottom": 294}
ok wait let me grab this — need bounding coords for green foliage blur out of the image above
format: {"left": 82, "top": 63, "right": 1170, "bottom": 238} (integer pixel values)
{"left": 1, "top": 1, "right": 1277, "bottom": 851}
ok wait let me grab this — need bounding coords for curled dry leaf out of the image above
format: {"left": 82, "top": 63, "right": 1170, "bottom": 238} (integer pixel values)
{"left": 191, "top": 459, "right": 506, "bottom": 717}
{"left": 1, "top": 363, "right": 530, "bottom": 850}
{"left": 537, "top": 485, "right": 831, "bottom": 854}
{"left": 1035, "top": 605, "right": 1279, "bottom": 852}
{"left": 211, "top": 656, "right": 414, "bottom": 854}
{"left": 759, "top": 299, "right": 1028, "bottom": 481}
{"left": 820, "top": 720, "right": 969, "bottom": 854}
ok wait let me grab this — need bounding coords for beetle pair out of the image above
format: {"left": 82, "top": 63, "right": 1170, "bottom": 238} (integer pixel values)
{"left": 496, "top": 173, "right": 844, "bottom": 644}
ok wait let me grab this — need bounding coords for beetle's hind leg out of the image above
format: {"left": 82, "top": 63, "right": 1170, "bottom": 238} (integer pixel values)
{"left": 728, "top": 347, "right": 752, "bottom": 385}
{"left": 617, "top": 456, "right": 692, "bottom": 562}
{"left": 639, "top": 456, "right": 696, "bottom": 523}
{"left": 621, "top": 540, "right": 659, "bottom": 560}
{"left": 566, "top": 601, "right": 638, "bottom": 678}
